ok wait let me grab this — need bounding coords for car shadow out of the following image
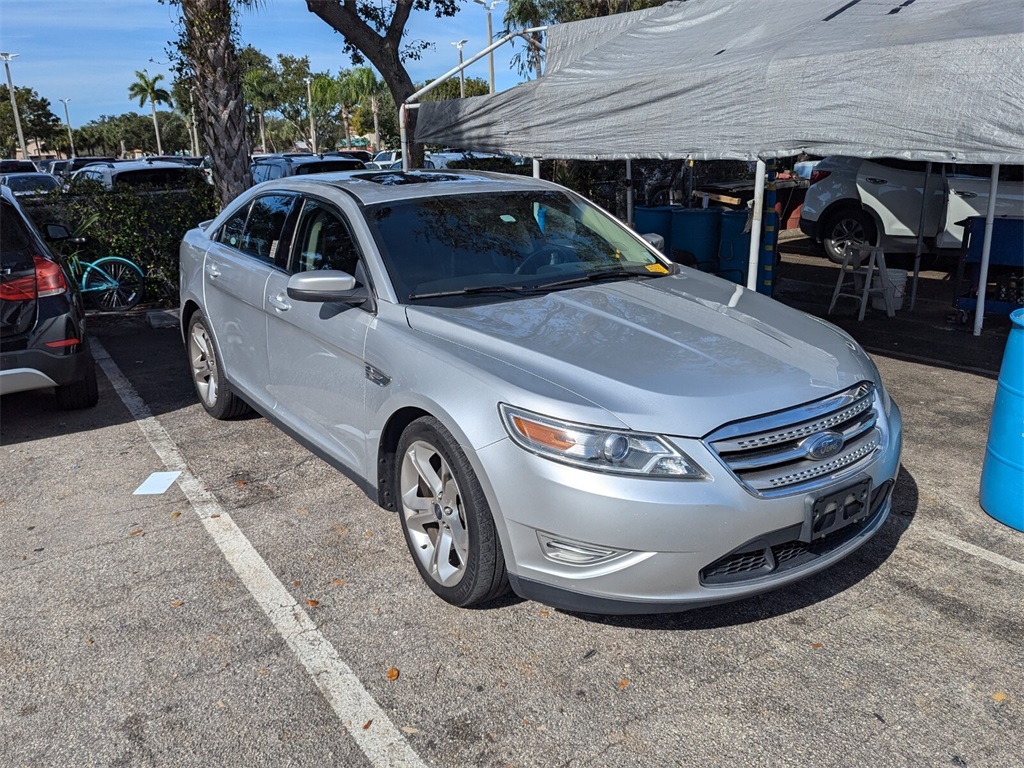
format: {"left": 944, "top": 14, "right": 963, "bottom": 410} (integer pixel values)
{"left": 560, "top": 464, "right": 919, "bottom": 629}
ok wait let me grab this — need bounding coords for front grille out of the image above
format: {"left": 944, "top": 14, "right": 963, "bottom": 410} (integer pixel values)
{"left": 699, "top": 479, "right": 894, "bottom": 586}
{"left": 706, "top": 382, "right": 882, "bottom": 496}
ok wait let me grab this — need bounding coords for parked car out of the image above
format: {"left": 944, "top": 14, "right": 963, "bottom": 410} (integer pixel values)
{"left": 0, "top": 172, "right": 61, "bottom": 196}
{"left": 179, "top": 169, "right": 902, "bottom": 614}
{"left": 249, "top": 153, "right": 365, "bottom": 184}
{"left": 0, "top": 159, "right": 37, "bottom": 174}
{"left": 372, "top": 149, "right": 402, "bottom": 166}
{"left": 0, "top": 185, "right": 98, "bottom": 409}
{"left": 800, "top": 156, "right": 1024, "bottom": 262}
{"left": 67, "top": 159, "right": 204, "bottom": 191}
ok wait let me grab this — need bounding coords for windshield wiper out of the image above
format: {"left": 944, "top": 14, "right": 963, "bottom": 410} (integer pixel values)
{"left": 537, "top": 265, "right": 670, "bottom": 290}
{"left": 407, "top": 284, "right": 537, "bottom": 300}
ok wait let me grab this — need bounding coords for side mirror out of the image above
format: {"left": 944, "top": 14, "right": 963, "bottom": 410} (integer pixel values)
{"left": 286, "top": 270, "right": 367, "bottom": 304}
{"left": 45, "top": 223, "right": 75, "bottom": 242}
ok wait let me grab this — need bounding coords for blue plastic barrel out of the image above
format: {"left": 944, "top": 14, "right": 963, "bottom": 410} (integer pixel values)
{"left": 717, "top": 210, "right": 751, "bottom": 285}
{"left": 671, "top": 208, "right": 721, "bottom": 272}
{"left": 980, "top": 307, "right": 1024, "bottom": 531}
{"left": 633, "top": 206, "right": 676, "bottom": 250}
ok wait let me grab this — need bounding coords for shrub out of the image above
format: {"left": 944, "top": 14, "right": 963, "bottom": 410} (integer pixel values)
{"left": 21, "top": 178, "right": 218, "bottom": 306}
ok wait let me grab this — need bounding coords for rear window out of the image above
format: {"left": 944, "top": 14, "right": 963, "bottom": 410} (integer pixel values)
{"left": 5, "top": 175, "right": 60, "bottom": 194}
{"left": 295, "top": 160, "right": 364, "bottom": 174}
{"left": 0, "top": 160, "right": 36, "bottom": 173}
{"left": 0, "top": 199, "right": 37, "bottom": 271}
{"left": 113, "top": 168, "right": 194, "bottom": 188}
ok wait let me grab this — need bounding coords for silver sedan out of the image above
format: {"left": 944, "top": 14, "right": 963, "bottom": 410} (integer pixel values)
{"left": 179, "top": 170, "right": 902, "bottom": 614}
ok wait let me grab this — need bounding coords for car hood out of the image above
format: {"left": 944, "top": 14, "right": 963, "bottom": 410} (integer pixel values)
{"left": 405, "top": 273, "right": 873, "bottom": 437}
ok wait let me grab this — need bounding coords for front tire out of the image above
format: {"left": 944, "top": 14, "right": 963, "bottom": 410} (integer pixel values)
{"left": 822, "top": 207, "right": 877, "bottom": 264}
{"left": 396, "top": 416, "right": 509, "bottom": 608}
{"left": 187, "top": 311, "right": 251, "bottom": 420}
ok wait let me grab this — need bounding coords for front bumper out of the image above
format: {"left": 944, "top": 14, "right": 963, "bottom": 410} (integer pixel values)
{"left": 799, "top": 215, "right": 821, "bottom": 242}
{"left": 477, "top": 401, "right": 902, "bottom": 614}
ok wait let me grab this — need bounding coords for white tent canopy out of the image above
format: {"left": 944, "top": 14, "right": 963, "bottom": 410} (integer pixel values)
{"left": 416, "top": 0, "right": 1024, "bottom": 164}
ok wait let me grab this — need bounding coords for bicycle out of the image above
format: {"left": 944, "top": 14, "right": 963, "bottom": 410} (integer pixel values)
{"left": 65, "top": 250, "right": 146, "bottom": 311}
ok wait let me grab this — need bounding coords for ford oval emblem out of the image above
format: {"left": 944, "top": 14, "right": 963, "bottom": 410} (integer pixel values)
{"left": 804, "top": 431, "right": 845, "bottom": 461}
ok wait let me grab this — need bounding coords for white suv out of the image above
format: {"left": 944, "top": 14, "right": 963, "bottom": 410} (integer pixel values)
{"left": 799, "top": 157, "right": 1024, "bottom": 263}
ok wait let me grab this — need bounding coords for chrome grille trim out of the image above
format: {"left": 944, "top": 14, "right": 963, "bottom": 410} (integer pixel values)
{"left": 706, "top": 382, "right": 882, "bottom": 496}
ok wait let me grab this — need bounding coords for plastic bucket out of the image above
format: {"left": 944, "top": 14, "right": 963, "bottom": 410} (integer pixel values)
{"left": 871, "top": 268, "right": 908, "bottom": 312}
{"left": 633, "top": 206, "right": 676, "bottom": 249}
{"left": 980, "top": 307, "right": 1024, "bottom": 531}
{"left": 671, "top": 208, "right": 721, "bottom": 271}
{"left": 717, "top": 210, "right": 751, "bottom": 284}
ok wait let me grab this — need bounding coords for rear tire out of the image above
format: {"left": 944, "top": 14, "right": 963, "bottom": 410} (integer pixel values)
{"left": 55, "top": 352, "right": 99, "bottom": 410}
{"left": 187, "top": 311, "right": 251, "bottom": 419}
{"left": 822, "top": 207, "right": 877, "bottom": 265}
{"left": 396, "top": 416, "right": 509, "bottom": 608}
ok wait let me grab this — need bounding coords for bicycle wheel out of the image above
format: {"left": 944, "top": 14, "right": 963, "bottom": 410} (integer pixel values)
{"left": 83, "top": 257, "right": 145, "bottom": 310}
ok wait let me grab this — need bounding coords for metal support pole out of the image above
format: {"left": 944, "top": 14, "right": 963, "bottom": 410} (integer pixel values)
{"left": 746, "top": 159, "right": 767, "bottom": 290}
{"left": 758, "top": 159, "right": 778, "bottom": 296}
{"left": 306, "top": 77, "right": 317, "bottom": 154}
{"left": 909, "top": 161, "right": 933, "bottom": 311}
{"left": 973, "top": 164, "right": 1001, "bottom": 337}
{"left": 533, "top": 158, "right": 541, "bottom": 179}
{"left": 626, "top": 159, "right": 634, "bottom": 227}
{"left": 59, "top": 98, "right": 76, "bottom": 158}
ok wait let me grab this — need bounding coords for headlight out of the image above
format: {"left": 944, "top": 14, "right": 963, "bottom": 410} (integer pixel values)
{"left": 499, "top": 404, "right": 705, "bottom": 479}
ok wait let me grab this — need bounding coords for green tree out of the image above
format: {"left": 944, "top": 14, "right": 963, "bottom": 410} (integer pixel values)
{"left": 242, "top": 66, "right": 278, "bottom": 152}
{"left": 128, "top": 70, "right": 173, "bottom": 154}
{"left": 0, "top": 86, "right": 61, "bottom": 158}
{"left": 346, "top": 66, "right": 387, "bottom": 153}
{"left": 304, "top": 0, "right": 463, "bottom": 163}
{"left": 421, "top": 76, "right": 490, "bottom": 102}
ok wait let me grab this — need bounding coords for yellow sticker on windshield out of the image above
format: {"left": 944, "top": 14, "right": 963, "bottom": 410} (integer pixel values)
{"left": 646, "top": 263, "right": 670, "bottom": 274}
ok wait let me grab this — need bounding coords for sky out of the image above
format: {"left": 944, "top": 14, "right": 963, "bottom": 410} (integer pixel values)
{"left": 0, "top": 0, "right": 528, "bottom": 127}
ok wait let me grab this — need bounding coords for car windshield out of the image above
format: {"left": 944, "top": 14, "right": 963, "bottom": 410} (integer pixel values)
{"left": 364, "top": 190, "right": 670, "bottom": 303}
{"left": 5, "top": 175, "right": 59, "bottom": 193}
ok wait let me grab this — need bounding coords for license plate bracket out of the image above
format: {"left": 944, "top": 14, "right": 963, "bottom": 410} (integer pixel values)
{"left": 805, "top": 478, "right": 872, "bottom": 542}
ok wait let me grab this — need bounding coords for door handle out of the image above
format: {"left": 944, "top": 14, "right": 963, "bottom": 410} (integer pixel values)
{"left": 864, "top": 177, "right": 888, "bottom": 185}
{"left": 204, "top": 263, "right": 221, "bottom": 278}
{"left": 954, "top": 190, "right": 978, "bottom": 198}
{"left": 268, "top": 293, "right": 291, "bottom": 311}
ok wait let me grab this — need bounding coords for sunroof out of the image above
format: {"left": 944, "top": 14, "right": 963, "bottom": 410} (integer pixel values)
{"left": 352, "top": 172, "right": 463, "bottom": 185}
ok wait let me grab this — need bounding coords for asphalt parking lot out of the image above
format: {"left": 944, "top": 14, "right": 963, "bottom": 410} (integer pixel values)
{"left": 2, "top": 249, "right": 1021, "bottom": 767}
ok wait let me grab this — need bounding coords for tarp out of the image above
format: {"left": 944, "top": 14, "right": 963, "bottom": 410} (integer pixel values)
{"left": 416, "top": 0, "right": 1024, "bottom": 163}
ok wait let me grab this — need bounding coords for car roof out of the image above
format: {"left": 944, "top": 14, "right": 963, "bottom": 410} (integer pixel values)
{"left": 253, "top": 169, "right": 560, "bottom": 207}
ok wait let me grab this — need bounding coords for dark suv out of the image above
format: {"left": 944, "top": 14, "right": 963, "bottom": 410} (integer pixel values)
{"left": 250, "top": 153, "right": 365, "bottom": 184}
{"left": 0, "top": 185, "right": 98, "bottom": 409}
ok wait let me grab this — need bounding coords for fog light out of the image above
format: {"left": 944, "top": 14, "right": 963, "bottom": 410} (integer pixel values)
{"left": 537, "top": 532, "right": 625, "bottom": 565}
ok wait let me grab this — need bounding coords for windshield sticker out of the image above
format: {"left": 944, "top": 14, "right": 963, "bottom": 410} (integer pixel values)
{"left": 646, "top": 263, "right": 670, "bottom": 274}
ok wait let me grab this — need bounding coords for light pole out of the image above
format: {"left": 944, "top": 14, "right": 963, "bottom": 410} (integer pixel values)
{"left": 474, "top": 0, "right": 503, "bottom": 94}
{"left": 306, "top": 76, "right": 317, "bottom": 154}
{"left": 451, "top": 39, "right": 468, "bottom": 98}
{"left": 59, "top": 98, "right": 76, "bottom": 158}
{"left": 0, "top": 53, "right": 29, "bottom": 160}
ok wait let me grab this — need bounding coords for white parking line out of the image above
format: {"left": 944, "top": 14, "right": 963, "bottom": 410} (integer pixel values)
{"left": 920, "top": 527, "right": 1024, "bottom": 577}
{"left": 92, "top": 341, "right": 426, "bottom": 768}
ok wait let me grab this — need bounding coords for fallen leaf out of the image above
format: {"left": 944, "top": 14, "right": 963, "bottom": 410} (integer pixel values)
{"left": 306, "top": 599, "right": 320, "bottom": 608}
{"left": 331, "top": 579, "right": 346, "bottom": 587}
{"left": 400, "top": 726, "right": 420, "bottom": 735}
{"left": 85, "top": 638, "right": 94, "bottom": 645}
{"left": 386, "top": 667, "right": 400, "bottom": 681}
{"left": 170, "top": 601, "right": 184, "bottom": 607}
{"left": 292, "top": 580, "right": 302, "bottom": 587}
{"left": 993, "top": 692, "right": 1009, "bottom": 703}
{"left": 538, "top": 609, "right": 550, "bottom": 617}
{"left": 363, "top": 720, "right": 373, "bottom": 730}
{"left": 618, "top": 678, "right": 630, "bottom": 689}
{"left": 170, "top": 511, "right": 181, "bottom": 519}
{"left": 364, "top": 530, "right": 374, "bottom": 537}
{"left": 258, "top": 668, "right": 269, "bottom": 675}
{"left": 129, "top": 529, "right": 143, "bottom": 537}
{"left": 810, "top": 642, "right": 824, "bottom": 649}
{"left": 235, "top": 481, "right": 247, "bottom": 487}
{"left": 210, "top": 513, "right": 221, "bottom": 519}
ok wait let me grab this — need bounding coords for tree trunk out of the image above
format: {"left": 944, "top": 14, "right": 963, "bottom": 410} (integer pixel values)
{"left": 179, "top": 0, "right": 252, "bottom": 207}
{"left": 150, "top": 102, "right": 163, "bottom": 155}
{"left": 371, "top": 96, "right": 380, "bottom": 155}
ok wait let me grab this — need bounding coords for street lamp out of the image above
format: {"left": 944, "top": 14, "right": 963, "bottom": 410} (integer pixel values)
{"left": 474, "top": 0, "right": 504, "bottom": 94}
{"left": 305, "top": 76, "right": 317, "bottom": 154}
{"left": 451, "top": 39, "right": 468, "bottom": 98}
{"left": 0, "top": 53, "right": 29, "bottom": 160}
{"left": 59, "top": 98, "right": 76, "bottom": 158}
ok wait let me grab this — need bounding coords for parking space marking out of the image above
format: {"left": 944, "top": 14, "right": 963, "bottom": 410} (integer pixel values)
{"left": 920, "top": 527, "right": 1024, "bottom": 577}
{"left": 92, "top": 341, "right": 426, "bottom": 768}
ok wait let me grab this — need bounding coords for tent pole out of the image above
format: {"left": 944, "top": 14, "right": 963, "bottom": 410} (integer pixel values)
{"left": 626, "top": 159, "right": 634, "bottom": 227}
{"left": 399, "top": 103, "right": 411, "bottom": 171}
{"left": 973, "top": 164, "right": 1001, "bottom": 336}
{"left": 533, "top": 159, "right": 540, "bottom": 179}
{"left": 746, "top": 159, "right": 766, "bottom": 290}
{"left": 909, "top": 161, "right": 932, "bottom": 311}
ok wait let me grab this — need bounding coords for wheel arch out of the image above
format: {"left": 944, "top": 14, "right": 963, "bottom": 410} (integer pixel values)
{"left": 819, "top": 199, "right": 883, "bottom": 242}
{"left": 376, "top": 406, "right": 434, "bottom": 513}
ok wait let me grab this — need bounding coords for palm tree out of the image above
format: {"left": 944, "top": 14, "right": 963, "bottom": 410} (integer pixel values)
{"left": 243, "top": 67, "right": 277, "bottom": 152}
{"left": 348, "top": 67, "right": 385, "bottom": 154}
{"left": 128, "top": 70, "right": 172, "bottom": 154}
